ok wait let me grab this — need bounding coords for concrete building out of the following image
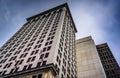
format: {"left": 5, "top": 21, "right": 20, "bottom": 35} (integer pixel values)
{"left": 0, "top": 3, "right": 77, "bottom": 78}
{"left": 96, "top": 43, "right": 120, "bottom": 78}
{"left": 75, "top": 36, "right": 106, "bottom": 78}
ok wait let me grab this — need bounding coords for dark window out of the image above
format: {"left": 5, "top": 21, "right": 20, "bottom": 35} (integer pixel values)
{"left": 32, "top": 75, "right": 37, "bottom": 78}
{"left": 23, "top": 65, "right": 27, "bottom": 70}
{"left": 38, "top": 74, "right": 42, "bottom": 78}
{"left": 19, "top": 59, "right": 24, "bottom": 65}
{"left": 47, "top": 37, "right": 50, "bottom": 41}
{"left": 40, "top": 54, "right": 44, "bottom": 59}
{"left": 45, "top": 42, "right": 48, "bottom": 46}
{"left": 31, "top": 56, "right": 36, "bottom": 62}
{"left": 35, "top": 50, "right": 38, "bottom": 54}
{"left": 43, "top": 47, "right": 46, "bottom": 52}
{"left": 10, "top": 69, "right": 14, "bottom": 73}
{"left": 2, "top": 70, "right": 7, "bottom": 75}
{"left": 28, "top": 64, "right": 32, "bottom": 69}
{"left": 47, "top": 46, "right": 51, "bottom": 51}
{"left": 31, "top": 51, "right": 35, "bottom": 55}
{"left": 8, "top": 62, "right": 12, "bottom": 68}
{"left": 27, "top": 57, "right": 31, "bottom": 62}
{"left": 14, "top": 67, "right": 19, "bottom": 73}
{"left": 45, "top": 53, "right": 49, "bottom": 58}
{"left": 42, "top": 61, "right": 47, "bottom": 65}
{"left": 38, "top": 44, "right": 41, "bottom": 48}
{"left": 49, "top": 41, "right": 53, "bottom": 45}
{"left": 37, "top": 62, "right": 41, "bottom": 67}
{"left": 24, "top": 53, "right": 28, "bottom": 57}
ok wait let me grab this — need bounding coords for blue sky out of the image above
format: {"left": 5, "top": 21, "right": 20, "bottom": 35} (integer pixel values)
{"left": 0, "top": 0, "right": 120, "bottom": 65}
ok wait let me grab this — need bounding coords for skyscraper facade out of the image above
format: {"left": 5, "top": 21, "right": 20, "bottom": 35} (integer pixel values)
{"left": 0, "top": 3, "right": 77, "bottom": 78}
{"left": 96, "top": 43, "right": 120, "bottom": 78}
{"left": 75, "top": 36, "right": 106, "bottom": 78}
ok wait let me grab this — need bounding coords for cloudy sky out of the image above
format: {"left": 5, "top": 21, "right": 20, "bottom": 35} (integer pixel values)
{"left": 0, "top": 0, "right": 120, "bottom": 65}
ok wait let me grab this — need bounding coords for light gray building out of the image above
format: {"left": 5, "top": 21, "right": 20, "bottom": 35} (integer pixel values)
{"left": 75, "top": 36, "right": 106, "bottom": 78}
{"left": 0, "top": 3, "right": 77, "bottom": 78}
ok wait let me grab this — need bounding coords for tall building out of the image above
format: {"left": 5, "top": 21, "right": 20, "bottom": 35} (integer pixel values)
{"left": 96, "top": 43, "right": 120, "bottom": 78}
{"left": 0, "top": 3, "right": 77, "bottom": 78}
{"left": 75, "top": 36, "right": 106, "bottom": 78}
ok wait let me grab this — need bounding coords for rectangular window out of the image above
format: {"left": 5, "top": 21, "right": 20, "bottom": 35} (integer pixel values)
{"left": 27, "top": 57, "right": 31, "bottom": 62}
{"left": 31, "top": 51, "right": 35, "bottom": 55}
{"left": 8, "top": 62, "right": 12, "bottom": 68}
{"left": 19, "top": 59, "right": 24, "bottom": 65}
{"left": 28, "top": 64, "right": 32, "bottom": 69}
{"left": 37, "top": 62, "right": 41, "bottom": 67}
{"left": 42, "top": 61, "right": 47, "bottom": 65}
{"left": 23, "top": 65, "right": 27, "bottom": 71}
{"left": 45, "top": 53, "right": 49, "bottom": 58}
{"left": 45, "top": 42, "right": 48, "bottom": 46}
{"left": 43, "top": 47, "right": 46, "bottom": 52}
{"left": 49, "top": 41, "right": 53, "bottom": 45}
{"left": 36, "top": 50, "right": 39, "bottom": 54}
{"left": 38, "top": 44, "right": 41, "bottom": 48}
{"left": 32, "top": 75, "right": 37, "bottom": 78}
{"left": 38, "top": 74, "right": 42, "bottom": 78}
{"left": 47, "top": 46, "right": 51, "bottom": 51}
{"left": 31, "top": 56, "right": 36, "bottom": 62}
{"left": 40, "top": 54, "right": 44, "bottom": 59}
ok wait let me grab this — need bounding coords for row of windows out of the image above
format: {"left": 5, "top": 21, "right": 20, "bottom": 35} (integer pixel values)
{"left": 0, "top": 60, "right": 47, "bottom": 76}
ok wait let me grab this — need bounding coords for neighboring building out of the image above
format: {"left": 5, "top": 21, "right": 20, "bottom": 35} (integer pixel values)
{"left": 96, "top": 43, "right": 120, "bottom": 78}
{"left": 0, "top": 3, "right": 77, "bottom": 78}
{"left": 75, "top": 36, "right": 106, "bottom": 78}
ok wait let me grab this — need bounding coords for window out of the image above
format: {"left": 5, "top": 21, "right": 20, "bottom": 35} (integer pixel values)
{"left": 45, "top": 42, "right": 48, "bottom": 46}
{"left": 31, "top": 56, "right": 36, "bottom": 61}
{"left": 32, "top": 75, "right": 37, "bottom": 78}
{"left": 49, "top": 41, "right": 53, "bottom": 45}
{"left": 23, "top": 65, "right": 27, "bottom": 70}
{"left": 38, "top": 74, "right": 42, "bottom": 78}
{"left": 40, "top": 54, "right": 44, "bottom": 59}
{"left": 43, "top": 47, "right": 46, "bottom": 52}
{"left": 31, "top": 51, "right": 35, "bottom": 55}
{"left": 47, "top": 46, "right": 51, "bottom": 51}
{"left": 42, "top": 61, "right": 47, "bottom": 65}
{"left": 38, "top": 44, "right": 41, "bottom": 48}
{"left": 28, "top": 64, "right": 32, "bottom": 69}
{"left": 45, "top": 53, "right": 49, "bottom": 58}
{"left": 27, "top": 57, "right": 31, "bottom": 62}
{"left": 19, "top": 59, "right": 24, "bottom": 65}
{"left": 37, "top": 62, "right": 41, "bottom": 67}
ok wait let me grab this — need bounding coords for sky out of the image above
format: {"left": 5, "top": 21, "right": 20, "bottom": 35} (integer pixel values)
{"left": 0, "top": 0, "right": 120, "bottom": 65}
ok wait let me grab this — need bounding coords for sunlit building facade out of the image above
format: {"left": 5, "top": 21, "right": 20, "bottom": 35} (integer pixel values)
{"left": 0, "top": 3, "right": 77, "bottom": 78}
{"left": 75, "top": 36, "right": 106, "bottom": 78}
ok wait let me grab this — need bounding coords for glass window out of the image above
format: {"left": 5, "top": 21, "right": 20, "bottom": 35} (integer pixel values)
{"left": 31, "top": 56, "right": 36, "bottom": 62}
{"left": 23, "top": 65, "right": 27, "bottom": 70}
{"left": 42, "top": 61, "right": 47, "bottom": 65}
{"left": 45, "top": 42, "right": 48, "bottom": 46}
{"left": 32, "top": 75, "right": 37, "bottom": 78}
{"left": 47, "top": 46, "right": 51, "bottom": 51}
{"left": 38, "top": 44, "right": 41, "bottom": 48}
{"left": 27, "top": 57, "right": 31, "bottom": 62}
{"left": 28, "top": 64, "right": 32, "bottom": 69}
{"left": 38, "top": 74, "right": 42, "bottom": 78}
{"left": 37, "top": 62, "right": 41, "bottom": 67}
{"left": 45, "top": 53, "right": 49, "bottom": 58}
{"left": 40, "top": 54, "right": 44, "bottom": 59}
{"left": 49, "top": 41, "right": 53, "bottom": 45}
{"left": 43, "top": 47, "right": 46, "bottom": 52}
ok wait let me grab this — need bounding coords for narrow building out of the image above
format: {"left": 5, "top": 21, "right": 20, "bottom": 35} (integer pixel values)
{"left": 96, "top": 43, "right": 120, "bottom": 78}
